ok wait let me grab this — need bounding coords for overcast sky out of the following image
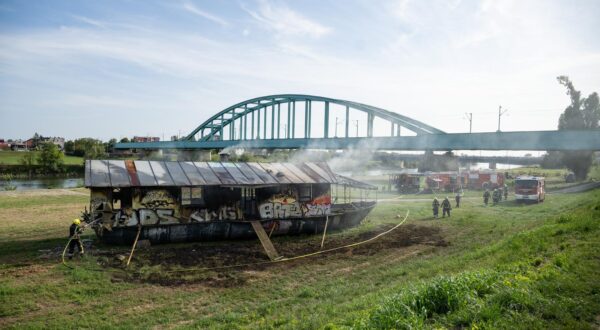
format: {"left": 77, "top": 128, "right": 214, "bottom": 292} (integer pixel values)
{"left": 1, "top": 0, "right": 599, "bottom": 141}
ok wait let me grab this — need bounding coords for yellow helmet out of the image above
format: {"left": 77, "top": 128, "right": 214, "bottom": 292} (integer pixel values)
{"left": 73, "top": 218, "right": 81, "bottom": 225}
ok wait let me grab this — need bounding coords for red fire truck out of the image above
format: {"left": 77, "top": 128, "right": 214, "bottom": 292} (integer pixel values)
{"left": 425, "top": 172, "right": 469, "bottom": 192}
{"left": 467, "top": 171, "right": 505, "bottom": 190}
{"left": 514, "top": 176, "right": 545, "bottom": 203}
{"left": 389, "top": 174, "right": 421, "bottom": 194}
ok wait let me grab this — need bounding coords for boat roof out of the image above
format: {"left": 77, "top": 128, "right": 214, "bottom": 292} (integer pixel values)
{"left": 84, "top": 160, "right": 367, "bottom": 188}
{"left": 335, "top": 174, "right": 378, "bottom": 190}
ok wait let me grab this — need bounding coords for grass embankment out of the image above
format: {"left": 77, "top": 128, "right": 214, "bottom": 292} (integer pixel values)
{"left": 0, "top": 151, "right": 84, "bottom": 179}
{"left": 0, "top": 151, "right": 83, "bottom": 166}
{"left": 0, "top": 189, "right": 599, "bottom": 328}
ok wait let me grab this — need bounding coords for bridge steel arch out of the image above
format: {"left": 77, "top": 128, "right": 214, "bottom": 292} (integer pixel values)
{"left": 184, "top": 94, "right": 445, "bottom": 142}
{"left": 113, "top": 94, "right": 600, "bottom": 151}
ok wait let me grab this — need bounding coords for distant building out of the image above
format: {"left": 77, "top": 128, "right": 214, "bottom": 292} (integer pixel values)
{"left": 25, "top": 139, "right": 35, "bottom": 149}
{"left": 25, "top": 136, "right": 65, "bottom": 150}
{"left": 9, "top": 135, "right": 65, "bottom": 151}
{"left": 133, "top": 136, "right": 160, "bottom": 143}
{"left": 42, "top": 136, "right": 65, "bottom": 150}
{"left": 0, "top": 139, "right": 9, "bottom": 150}
{"left": 10, "top": 140, "right": 27, "bottom": 151}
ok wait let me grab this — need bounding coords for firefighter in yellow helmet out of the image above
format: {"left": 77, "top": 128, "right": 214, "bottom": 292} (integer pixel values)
{"left": 68, "top": 218, "right": 84, "bottom": 259}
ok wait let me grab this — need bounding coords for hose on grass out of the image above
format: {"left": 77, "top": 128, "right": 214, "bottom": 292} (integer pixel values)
{"left": 154, "top": 210, "right": 409, "bottom": 274}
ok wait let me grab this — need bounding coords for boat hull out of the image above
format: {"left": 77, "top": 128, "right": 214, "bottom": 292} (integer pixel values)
{"left": 99, "top": 202, "right": 376, "bottom": 245}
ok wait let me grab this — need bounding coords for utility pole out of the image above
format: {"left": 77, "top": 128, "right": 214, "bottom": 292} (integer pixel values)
{"left": 497, "top": 106, "right": 508, "bottom": 132}
{"left": 464, "top": 112, "right": 472, "bottom": 133}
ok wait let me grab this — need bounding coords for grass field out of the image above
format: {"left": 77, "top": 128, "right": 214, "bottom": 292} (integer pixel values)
{"left": 1, "top": 188, "right": 599, "bottom": 329}
{"left": 0, "top": 151, "right": 83, "bottom": 166}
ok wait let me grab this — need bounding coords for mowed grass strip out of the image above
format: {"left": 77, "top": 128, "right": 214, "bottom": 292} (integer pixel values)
{"left": 0, "top": 189, "right": 599, "bottom": 328}
{"left": 0, "top": 150, "right": 83, "bottom": 166}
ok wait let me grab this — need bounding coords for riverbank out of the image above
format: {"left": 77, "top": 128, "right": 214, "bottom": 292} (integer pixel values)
{"left": 0, "top": 151, "right": 84, "bottom": 181}
{"left": 1, "top": 186, "right": 599, "bottom": 328}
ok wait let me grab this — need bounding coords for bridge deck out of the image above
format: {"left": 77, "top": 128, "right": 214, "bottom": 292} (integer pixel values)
{"left": 115, "top": 130, "right": 600, "bottom": 151}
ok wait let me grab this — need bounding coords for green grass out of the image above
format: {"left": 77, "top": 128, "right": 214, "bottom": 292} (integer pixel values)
{"left": 1, "top": 189, "right": 599, "bottom": 328}
{"left": 0, "top": 150, "right": 83, "bottom": 166}
{"left": 357, "top": 200, "right": 600, "bottom": 329}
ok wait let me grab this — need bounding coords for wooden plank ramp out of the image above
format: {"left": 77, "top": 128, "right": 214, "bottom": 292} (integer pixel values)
{"left": 250, "top": 221, "right": 282, "bottom": 261}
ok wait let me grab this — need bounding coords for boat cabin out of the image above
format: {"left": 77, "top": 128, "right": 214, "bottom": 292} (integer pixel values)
{"left": 84, "top": 160, "right": 376, "bottom": 243}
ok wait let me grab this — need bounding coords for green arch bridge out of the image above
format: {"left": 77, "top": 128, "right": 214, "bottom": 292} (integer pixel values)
{"left": 115, "top": 94, "right": 600, "bottom": 151}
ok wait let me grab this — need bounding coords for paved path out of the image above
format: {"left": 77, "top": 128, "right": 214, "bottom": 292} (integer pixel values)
{"left": 549, "top": 181, "right": 600, "bottom": 194}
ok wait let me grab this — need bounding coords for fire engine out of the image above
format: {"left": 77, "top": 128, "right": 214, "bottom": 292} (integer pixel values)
{"left": 467, "top": 171, "right": 505, "bottom": 190}
{"left": 514, "top": 176, "right": 545, "bottom": 203}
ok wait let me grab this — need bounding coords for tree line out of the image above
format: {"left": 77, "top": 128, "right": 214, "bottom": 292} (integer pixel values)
{"left": 19, "top": 137, "right": 131, "bottom": 175}
{"left": 542, "top": 76, "right": 600, "bottom": 180}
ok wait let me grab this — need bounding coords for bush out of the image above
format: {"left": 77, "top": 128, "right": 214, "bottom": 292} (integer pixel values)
{"left": 37, "top": 143, "right": 64, "bottom": 173}
{"left": 358, "top": 271, "right": 502, "bottom": 329}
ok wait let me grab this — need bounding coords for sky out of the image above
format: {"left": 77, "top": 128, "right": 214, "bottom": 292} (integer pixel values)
{"left": 1, "top": 0, "right": 600, "bottom": 141}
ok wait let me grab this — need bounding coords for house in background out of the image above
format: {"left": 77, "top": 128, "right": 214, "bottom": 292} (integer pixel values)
{"left": 132, "top": 136, "right": 160, "bottom": 143}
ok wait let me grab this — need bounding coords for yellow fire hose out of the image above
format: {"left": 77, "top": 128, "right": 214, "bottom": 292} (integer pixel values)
{"left": 160, "top": 210, "right": 409, "bottom": 274}
{"left": 61, "top": 219, "right": 100, "bottom": 268}
{"left": 64, "top": 210, "right": 410, "bottom": 274}
{"left": 61, "top": 232, "right": 85, "bottom": 268}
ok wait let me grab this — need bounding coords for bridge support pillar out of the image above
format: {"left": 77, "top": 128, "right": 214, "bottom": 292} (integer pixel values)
{"left": 489, "top": 162, "right": 497, "bottom": 169}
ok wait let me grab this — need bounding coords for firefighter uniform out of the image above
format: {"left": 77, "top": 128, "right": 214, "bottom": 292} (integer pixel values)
{"left": 68, "top": 219, "right": 84, "bottom": 259}
{"left": 442, "top": 197, "right": 452, "bottom": 217}
{"left": 455, "top": 190, "right": 462, "bottom": 208}
{"left": 483, "top": 190, "right": 490, "bottom": 205}
{"left": 432, "top": 198, "right": 440, "bottom": 218}
{"left": 492, "top": 189, "right": 501, "bottom": 205}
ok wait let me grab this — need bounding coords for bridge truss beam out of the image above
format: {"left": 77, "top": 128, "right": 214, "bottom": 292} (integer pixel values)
{"left": 116, "top": 130, "right": 600, "bottom": 151}
{"left": 184, "top": 94, "right": 445, "bottom": 142}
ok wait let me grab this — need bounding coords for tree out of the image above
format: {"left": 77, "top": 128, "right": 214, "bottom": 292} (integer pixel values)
{"left": 119, "top": 137, "right": 130, "bottom": 143}
{"left": 37, "top": 143, "right": 64, "bottom": 173}
{"left": 67, "top": 138, "right": 107, "bottom": 159}
{"left": 556, "top": 76, "right": 600, "bottom": 180}
{"left": 19, "top": 152, "right": 36, "bottom": 178}
{"left": 105, "top": 138, "right": 117, "bottom": 153}
{"left": 64, "top": 140, "right": 75, "bottom": 154}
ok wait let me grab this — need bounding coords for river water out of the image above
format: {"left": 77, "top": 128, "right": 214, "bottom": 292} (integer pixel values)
{"left": 0, "top": 177, "right": 84, "bottom": 191}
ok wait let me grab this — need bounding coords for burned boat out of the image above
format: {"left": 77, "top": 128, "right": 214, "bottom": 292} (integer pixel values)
{"left": 84, "top": 160, "right": 377, "bottom": 245}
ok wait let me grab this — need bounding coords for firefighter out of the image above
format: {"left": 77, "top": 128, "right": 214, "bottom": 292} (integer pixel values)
{"left": 503, "top": 184, "right": 508, "bottom": 201}
{"left": 492, "top": 189, "right": 500, "bottom": 205}
{"left": 455, "top": 189, "right": 462, "bottom": 208}
{"left": 483, "top": 189, "right": 490, "bottom": 205}
{"left": 432, "top": 197, "right": 440, "bottom": 218}
{"left": 68, "top": 218, "right": 84, "bottom": 259}
{"left": 442, "top": 197, "right": 452, "bottom": 217}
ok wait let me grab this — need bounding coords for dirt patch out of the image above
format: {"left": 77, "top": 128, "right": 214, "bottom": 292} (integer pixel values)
{"left": 0, "top": 262, "right": 53, "bottom": 278}
{"left": 108, "top": 223, "right": 448, "bottom": 287}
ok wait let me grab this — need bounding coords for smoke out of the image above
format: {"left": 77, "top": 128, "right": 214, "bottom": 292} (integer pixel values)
{"left": 288, "top": 139, "right": 382, "bottom": 175}
{"left": 219, "top": 140, "right": 259, "bottom": 157}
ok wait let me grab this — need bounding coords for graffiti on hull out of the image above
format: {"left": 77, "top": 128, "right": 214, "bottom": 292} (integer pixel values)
{"left": 259, "top": 193, "right": 331, "bottom": 219}
{"left": 303, "top": 194, "right": 331, "bottom": 216}
{"left": 190, "top": 204, "right": 241, "bottom": 222}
